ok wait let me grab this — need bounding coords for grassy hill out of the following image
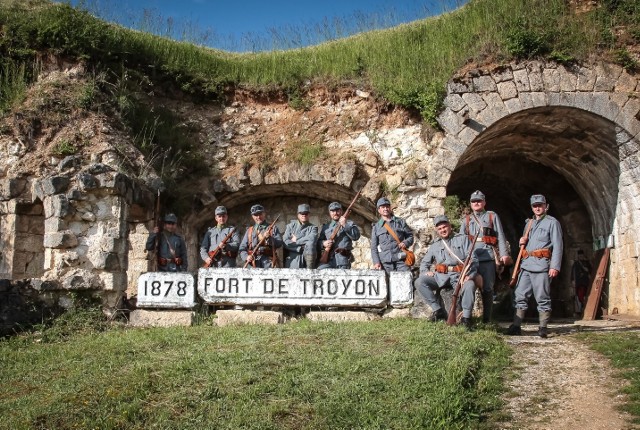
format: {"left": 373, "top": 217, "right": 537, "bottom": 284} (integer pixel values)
{"left": 1, "top": 0, "right": 638, "bottom": 126}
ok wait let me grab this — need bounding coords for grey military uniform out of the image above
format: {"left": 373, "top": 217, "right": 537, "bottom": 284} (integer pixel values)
{"left": 414, "top": 233, "right": 478, "bottom": 318}
{"left": 460, "top": 210, "right": 509, "bottom": 321}
{"left": 514, "top": 215, "right": 563, "bottom": 313}
{"left": 371, "top": 217, "right": 414, "bottom": 273}
{"left": 199, "top": 225, "right": 240, "bottom": 268}
{"left": 239, "top": 222, "right": 283, "bottom": 268}
{"left": 283, "top": 220, "right": 318, "bottom": 269}
{"left": 146, "top": 231, "right": 188, "bottom": 272}
{"left": 316, "top": 220, "right": 361, "bottom": 269}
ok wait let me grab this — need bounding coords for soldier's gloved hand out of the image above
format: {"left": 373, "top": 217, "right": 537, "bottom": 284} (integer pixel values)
{"left": 519, "top": 236, "right": 528, "bottom": 246}
{"left": 323, "top": 239, "right": 333, "bottom": 249}
{"left": 338, "top": 216, "right": 347, "bottom": 227}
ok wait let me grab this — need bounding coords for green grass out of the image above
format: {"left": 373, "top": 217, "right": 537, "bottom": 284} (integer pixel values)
{"left": 578, "top": 331, "right": 640, "bottom": 425}
{"left": 0, "top": 318, "right": 510, "bottom": 429}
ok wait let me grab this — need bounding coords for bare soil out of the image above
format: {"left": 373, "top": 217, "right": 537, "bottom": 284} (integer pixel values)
{"left": 496, "top": 320, "right": 640, "bottom": 430}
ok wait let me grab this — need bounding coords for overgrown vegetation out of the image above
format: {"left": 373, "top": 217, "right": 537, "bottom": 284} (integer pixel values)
{"left": 1, "top": 0, "right": 639, "bottom": 131}
{"left": 443, "top": 195, "right": 467, "bottom": 231}
{"left": 0, "top": 318, "right": 510, "bottom": 429}
{"left": 579, "top": 331, "right": 640, "bottom": 425}
{"left": 284, "top": 138, "right": 326, "bottom": 165}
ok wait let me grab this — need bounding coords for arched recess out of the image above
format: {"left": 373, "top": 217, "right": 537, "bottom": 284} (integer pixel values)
{"left": 447, "top": 106, "right": 620, "bottom": 317}
{"left": 186, "top": 182, "right": 379, "bottom": 269}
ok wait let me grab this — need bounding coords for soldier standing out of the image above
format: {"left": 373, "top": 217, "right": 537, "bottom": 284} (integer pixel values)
{"left": 371, "top": 197, "right": 414, "bottom": 273}
{"left": 239, "top": 204, "right": 283, "bottom": 268}
{"left": 414, "top": 215, "right": 478, "bottom": 329}
{"left": 460, "top": 190, "right": 511, "bottom": 323}
{"left": 145, "top": 213, "right": 188, "bottom": 272}
{"left": 317, "top": 201, "right": 361, "bottom": 269}
{"left": 283, "top": 204, "right": 318, "bottom": 269}
{"left": 200, "top": 206, "right": 240, "bottom": 268}
{"left": 507, "top": 194, "right": 563, "bottom": 338}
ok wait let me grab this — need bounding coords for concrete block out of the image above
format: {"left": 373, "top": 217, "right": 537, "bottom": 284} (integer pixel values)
{"left": 214, "top": 309, "right": 284, "bottom": 326}
{"left": 306, "top": 311, "right": 380, "bottom": 322}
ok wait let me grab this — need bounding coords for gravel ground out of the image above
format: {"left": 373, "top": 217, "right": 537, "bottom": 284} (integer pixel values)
{"left": 495, "top": 320, "right": 639, "bottom": 430}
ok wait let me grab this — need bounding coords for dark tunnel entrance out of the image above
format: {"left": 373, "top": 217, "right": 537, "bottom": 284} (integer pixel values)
{"left": 447, "top": 106, "right": 620, "bottom": 318}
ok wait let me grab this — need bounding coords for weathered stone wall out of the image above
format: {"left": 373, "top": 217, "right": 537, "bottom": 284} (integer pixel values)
{"left": 2, "top": 58, "right": 640, "bottom": 320}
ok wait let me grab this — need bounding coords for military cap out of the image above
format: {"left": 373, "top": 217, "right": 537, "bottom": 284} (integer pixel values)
{"left": 250, "top": 204, "right": 265, "bottom": 215}
{"left": 164, "top": 213, "right": 178, "bottom": 223}
{"left": 214, "top": 206, "right": 227, "bottom": 215}
{"left": 470, "top": 190, "right": 485, "bottom": 201}
{"left": 530, "top": 194, "right": 547, "bottom": 205}
{"left": 328, "top": 202, "right": 342, "bottom": 211}
{"left": 297, "top": 203, "right": 311, "bottom": 213}
{"left": 434, "top": 214, "right": 450, "bottom": 226}
{"left": 377, "top": 197, "right": 391, "bottom": 207}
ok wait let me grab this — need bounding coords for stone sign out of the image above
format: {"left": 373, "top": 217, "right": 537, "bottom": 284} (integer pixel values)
{"left": 137, "top": 272, "right": 196, "bottom": 309}
{"left": 198, "top": 268, "right": 392, "bottom": 307}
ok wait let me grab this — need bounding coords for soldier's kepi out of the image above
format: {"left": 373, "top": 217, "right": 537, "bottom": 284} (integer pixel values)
{"left": 507, "top": 194, "right": 563, "bottom": 338}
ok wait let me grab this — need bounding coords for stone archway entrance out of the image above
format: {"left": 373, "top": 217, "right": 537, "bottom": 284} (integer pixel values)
{"left": 447, "top": 106, "right": 619, "bottom": 317}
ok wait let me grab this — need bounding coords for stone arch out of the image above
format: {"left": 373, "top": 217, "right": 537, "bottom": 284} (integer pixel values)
{"left": 432, "top": 61, "right": 640, "bottom": 315}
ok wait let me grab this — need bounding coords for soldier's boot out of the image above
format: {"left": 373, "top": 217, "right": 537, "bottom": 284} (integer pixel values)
{"left": 460, "top": 317, "right": 473, "bottom": 331}
{"left": 507, "top": 309, "right": 526, "bottom": 336}
{"left": 303, "top": 251, "right": 317, "bottom": 269}
{"left": 538, "top": 311, "right": 551, "bottom": 338}
{"left": 481, "top": 291, "right": 493, "bottom": 324}
{"left": 429, "top": 308, "right": 447, "bottom": 322}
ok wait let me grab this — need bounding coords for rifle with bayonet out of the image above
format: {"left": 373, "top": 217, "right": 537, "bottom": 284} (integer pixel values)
{"left": 243, "top": 215, "right": 280, "bottom": 268}
{"left": 203, "top": 227, "right": 237, "bottom": 268}
{"left": 319, "top": 189, "right": 362, "bottom": 265}
{"left": 446, "top": 226, "right": 481, "bottom": 326}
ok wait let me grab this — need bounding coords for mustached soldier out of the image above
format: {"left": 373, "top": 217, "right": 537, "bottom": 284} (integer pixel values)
{"left": 508, "top": 194, "right": 563, "bottom": 338}
{"left": 415, "top": 215, "right": 478, "bottom": 329}
{"left": 239, "top": 204, "right": 283, "bottom": 268}
{"left": 200, "top": 206, "right": 240, "bottom": 268}
{"left": 460, "top": 190, "right": 511, "bottom": 323}
{"left": 317, "top": 201, "right": 361, "bottom": 269}
{"left": 145, "top": 213, "right": 188, "bottom": 272}
{"left": 283, "top": 204, "right": 318, "bottom": 269}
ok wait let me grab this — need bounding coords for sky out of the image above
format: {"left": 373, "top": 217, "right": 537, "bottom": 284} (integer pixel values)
{"left": 66, "top": 0, "right": 468, "bottom": 52}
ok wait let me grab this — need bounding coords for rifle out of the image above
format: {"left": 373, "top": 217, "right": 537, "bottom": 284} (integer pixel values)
{"left": 243, "top": 215, "right": 280, "bottom": 268}
{"left": 509, "top": 219, "right": 534, "bottom": 288}
{"left": 319, "top": 189, "right": 362, "bottom": 265}
{"left": 203, "top": 227, "right": 236, "bottom": 268}
{"left": 151, "top": 189, "right": 161, "bottom": 271}
{"left": 446, "top": 227, "right": 481, "bottom": 326}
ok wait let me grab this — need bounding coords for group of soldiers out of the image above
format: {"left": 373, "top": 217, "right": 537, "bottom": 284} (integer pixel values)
{"left": 146, "top": 190, "right": 563, "bottom": 337}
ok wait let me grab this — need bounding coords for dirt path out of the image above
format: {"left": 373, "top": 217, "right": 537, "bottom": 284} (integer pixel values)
{"left": 496, "top": 321, "right": 639, "bottom": 430}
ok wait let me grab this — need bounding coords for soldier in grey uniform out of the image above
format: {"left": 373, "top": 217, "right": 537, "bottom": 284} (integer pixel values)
{"left": 371, "top": 197, "right": 414, "bottom": 273}
{"left": 317, "top": 201, "right": 361, "bottom": 269}
{"left": 507, "top": 194, "right": 563, "bottom": 338}
{"left": 414, "top": 215, "right": 478, "bottom": 329}
{"left": 239, "top": 204, "right": 283, "bottom": 268}
{"left": 145, "top": 213, "right": 188, "bottom": 272}
{"left": 460, "top": 190, "right": 511, "bottom": 323}
{"left": 283, "top": 204, "right": 318, "bottom": 269}
{"left": 200, "top": 206, "right": 240, "bottom": 268}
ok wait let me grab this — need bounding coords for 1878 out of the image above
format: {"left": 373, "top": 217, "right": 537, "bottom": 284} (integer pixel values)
{"left": 143, "top": 280, "right": 188, "bottom": 297}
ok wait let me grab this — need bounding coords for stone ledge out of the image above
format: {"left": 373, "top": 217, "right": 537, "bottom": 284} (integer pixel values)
{"left": 214, "top": 309, "right": 284, "bottom": 326}
{"left": 306, "top": 311, "right": 380, "bottom": 322}
{"left": 129, "top": 309, "right": 195, "bottom": 327}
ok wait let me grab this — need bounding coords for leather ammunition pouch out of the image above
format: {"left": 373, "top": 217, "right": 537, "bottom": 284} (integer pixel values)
{"left": 482, "top": 236, "right": 497, "bottom": 246}
{"left": 158, "top": 257, "right": 183, "bottom": 266}
{"left": 435, "top": 264, "right": 463, "bottom": 273}
{"left": 334, "top": 248, "right": 352, "bottom": 258}
{"left": 255, "top": 246, "right": 274, "bottom": 257}
{"left": 523, "top": 248, "right": 551, "bottom": 259}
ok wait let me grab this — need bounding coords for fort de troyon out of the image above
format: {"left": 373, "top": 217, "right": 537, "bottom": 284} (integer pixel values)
{"left": 1, "top": 23, "right": 640, "bottom": 329}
